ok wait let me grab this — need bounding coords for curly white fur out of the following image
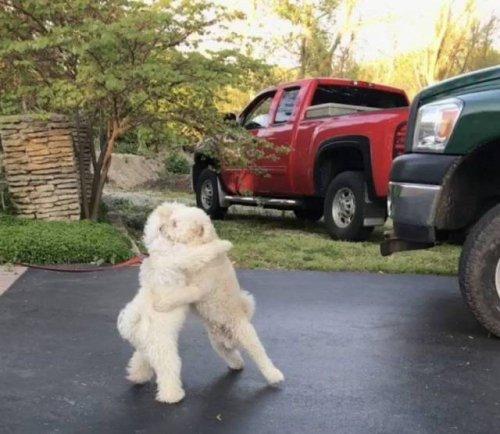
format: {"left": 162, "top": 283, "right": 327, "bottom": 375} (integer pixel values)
{"left": 156, "top": 205, "right": 284, "bottom": 386}
{"left": 117, "top": 202, "right": 231, "bottom": 403}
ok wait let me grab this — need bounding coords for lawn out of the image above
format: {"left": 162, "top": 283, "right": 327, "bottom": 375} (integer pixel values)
{"left": 214, "top": 213, "right": 460, "bottom": 275}
{"left": 105, "top": 190, "right": 461, "bottom": 276}
{"left": 0, "top": 191, "right": 461, "bottom": 274}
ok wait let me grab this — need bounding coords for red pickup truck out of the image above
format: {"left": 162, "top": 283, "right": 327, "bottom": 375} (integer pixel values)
{"left": 193, "top": 78, "right": 409, "bottom": 241}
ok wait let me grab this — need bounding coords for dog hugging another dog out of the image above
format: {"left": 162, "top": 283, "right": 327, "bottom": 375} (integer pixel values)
{"left": 117, "top": 202, "right": 284, "bottom": 404}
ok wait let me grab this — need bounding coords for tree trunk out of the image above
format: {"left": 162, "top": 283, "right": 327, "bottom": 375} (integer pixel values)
{"left": 88, "top": 119, "right": 123, "bottom": 221}
{"left": 299, "top": 37, "right": 307, "bottom": 78}
{"left": 74, "top": 113, "right": 90, "bottom": 219}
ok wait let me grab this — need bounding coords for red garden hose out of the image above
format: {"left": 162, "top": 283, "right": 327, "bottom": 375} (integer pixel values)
{"left": 17, "top": 255, "right": 147, "bottom": 273}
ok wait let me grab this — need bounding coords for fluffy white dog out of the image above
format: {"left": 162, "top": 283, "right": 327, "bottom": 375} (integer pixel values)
{"left": 117, "top": 202, "right": 231, "bottom": 404}
{"left": 155, "top": 204, "right": 285, "bottom": 386}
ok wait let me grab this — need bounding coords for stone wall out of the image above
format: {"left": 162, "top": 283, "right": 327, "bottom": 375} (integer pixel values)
{"left": 0, "top": 152, "right": 7, "bottom": 211}
{"left": 0, "top": 114, "right": 81, "bottom": 220}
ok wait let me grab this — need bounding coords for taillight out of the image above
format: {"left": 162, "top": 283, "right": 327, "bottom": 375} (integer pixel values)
{"left": 393, "top": 122, "right": 407, "bottom": 158}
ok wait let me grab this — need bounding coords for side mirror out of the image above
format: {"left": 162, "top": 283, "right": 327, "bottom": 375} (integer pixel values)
{"left": 223, "top": 113, "right": 237, "bottom": 123}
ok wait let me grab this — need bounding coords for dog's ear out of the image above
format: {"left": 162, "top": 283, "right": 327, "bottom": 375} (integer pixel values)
{"left": 199, "top": 218, "right": 217, "bottom": 243}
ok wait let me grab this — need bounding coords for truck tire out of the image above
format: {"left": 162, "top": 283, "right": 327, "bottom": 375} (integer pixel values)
{"left": 324, "top": 171, "right": 374, "bottom": 241}
{"left": 459, "top": 204, "right": 500, "bottom": 337}
{"left": 195, "top": 168, "right": 227, "bottom": 220}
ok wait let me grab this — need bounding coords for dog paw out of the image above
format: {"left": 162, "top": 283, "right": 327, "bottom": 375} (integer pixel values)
{"left": 152, "top": 300, "right": 167, "bottom": 312}
{"left": 227, "top": 352, "right": 245, "bottom": 370}
{"left": 126, "top": 369, "right": 153, "bottom": 385}
{"left": 263, "top": 367, "right": 284, "bottom": 385}
{"left": 156, "top": 387, "right": 185, "bottom": 404}
{"left": 218, "top": 240, "right": 233, "bottom": 252}
{"left": 228, "top": 360, "right": 244, "bottom": 371}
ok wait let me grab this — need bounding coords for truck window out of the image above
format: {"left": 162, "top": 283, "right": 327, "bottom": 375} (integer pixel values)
{"left": 311, "top": 85, "right": 408, "bottom": 109}
{"left": 242, "top": 92, "right": 276, "bottom": 130}
{"left": 275, "top": 87, "right": 300, "bottom": 123}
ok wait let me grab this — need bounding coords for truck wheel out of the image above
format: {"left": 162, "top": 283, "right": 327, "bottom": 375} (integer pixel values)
{"left": 459, "top": 204, "right": 500, "bottom": 337}
{"left": 294, "top": 206, "right": 323, "bottom": 222}
{"left": 195, "top": 168, "right": 227, "bottom": 220}
{"left": 324, "top": 171, "right": 374, "bottom": 241}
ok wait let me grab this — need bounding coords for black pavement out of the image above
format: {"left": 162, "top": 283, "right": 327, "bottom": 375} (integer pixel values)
{"left": 0, "top": 268, "right": 499, "bottom": 433}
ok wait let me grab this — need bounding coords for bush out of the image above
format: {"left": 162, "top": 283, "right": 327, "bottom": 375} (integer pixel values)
{"left": 165, "top": 152, "right": 190, "bottom": 174}
{"left": 115, "top": 137, "right": 142, "bottom": 155}
{"left": 0, "top": 215, "right": 133, "bottom": 265}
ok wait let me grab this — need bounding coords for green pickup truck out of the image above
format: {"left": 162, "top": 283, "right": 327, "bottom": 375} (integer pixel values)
{"left": 381, "top": 66, "right": 500, "bottom": 336}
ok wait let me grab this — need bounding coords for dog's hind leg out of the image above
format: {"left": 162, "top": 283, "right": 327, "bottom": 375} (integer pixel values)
{"left": 207, "top": 329, "right": 244, "bottom": 371}
{"left": 235, "top": 321, "right": 284, "bottom": 385}
{"left": 146, "top": 332, "right": 185, "bottom": 404}
{"left": 126, "top": 350, "right": 153, "bottom": 384}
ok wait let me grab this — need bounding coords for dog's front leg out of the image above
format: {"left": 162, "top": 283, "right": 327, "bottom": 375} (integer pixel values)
{"left": 153, "top": 285, "right": 207, "bottom": 312}
{"left": 170, "top": 240, "right": 232, "bottom": 272}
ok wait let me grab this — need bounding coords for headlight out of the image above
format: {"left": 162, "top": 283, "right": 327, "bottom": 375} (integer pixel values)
{"left": 413, "top": 99, "right": 463, "bottom": 152}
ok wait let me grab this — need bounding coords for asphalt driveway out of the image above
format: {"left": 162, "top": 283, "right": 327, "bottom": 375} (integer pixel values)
{"left": 0, "top": 268, "right": 499, "bottom": 433}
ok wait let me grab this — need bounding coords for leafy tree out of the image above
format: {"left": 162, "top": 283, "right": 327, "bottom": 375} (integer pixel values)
{"left": 0, "top": 0, "right": 268, "bottom": 220}
{"left": 358, "top": 0, "right": 499, "bottom": 98}
{"left": 273, "top": 0, "right": 359, "bottom": 78}
{"left": 415, "top": 0, "right": 498, "bottom": 88}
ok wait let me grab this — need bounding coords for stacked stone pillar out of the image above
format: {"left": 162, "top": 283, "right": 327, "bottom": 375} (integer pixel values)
{"left": 0, "top": 114, "right": 81, "bottom": 220}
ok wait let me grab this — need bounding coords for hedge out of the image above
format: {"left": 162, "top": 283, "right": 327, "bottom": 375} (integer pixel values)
{"left": 0, "top": 215, "right": 133, "bottom": 265}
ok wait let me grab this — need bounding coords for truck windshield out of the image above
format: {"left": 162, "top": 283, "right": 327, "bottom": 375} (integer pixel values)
{"left": 311, "top": 85, "right": 408, "bottom": 109}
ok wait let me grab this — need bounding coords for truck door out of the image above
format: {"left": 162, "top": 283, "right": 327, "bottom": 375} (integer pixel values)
{"left": 220, "top": 90, "right": 277, "bottom": 195}
{"left": 253, "top": 86, "right": 301, "bottom": 195}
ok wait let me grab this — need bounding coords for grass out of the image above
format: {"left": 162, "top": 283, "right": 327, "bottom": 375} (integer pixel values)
{"left": 214, "top": 213, "right": 460, "bottom": 275}
{"left": 105, "top": 193, "right": 460, "bottom": 276}
{"left": 0, "top": 214, "right": 134, "bottom": 265}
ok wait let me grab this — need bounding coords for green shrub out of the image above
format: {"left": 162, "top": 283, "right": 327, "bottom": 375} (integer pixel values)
{"left": 165, "top": 152, "right": 190, "bottom": 174}
{"left": 0, "top": 215, "right": 133, "bottom": 264}
{"left": 115, "top": 137, "right": 141, "bottom": 155}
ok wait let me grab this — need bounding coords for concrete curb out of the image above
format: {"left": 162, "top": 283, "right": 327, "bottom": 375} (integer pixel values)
{"left": 0, "top": 266, "right": 27, "bottom": 296}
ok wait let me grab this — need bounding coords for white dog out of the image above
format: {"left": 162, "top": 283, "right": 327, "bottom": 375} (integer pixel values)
{"left": 155, "top": 204, "right": 284, "bottom": 386}
{"left": 117, "top": 203, "right": 231, "bottom": 404}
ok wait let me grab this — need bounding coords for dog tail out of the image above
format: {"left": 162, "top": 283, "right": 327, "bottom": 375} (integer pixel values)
{"left": 240, "top": 290, "right": 255, "bottom": 319}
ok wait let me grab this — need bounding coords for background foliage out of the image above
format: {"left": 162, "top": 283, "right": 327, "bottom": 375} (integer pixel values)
{"left": 0, "top": 0, "right": 273, "bottom": 219}
{"left": 0, "top": 0, "right": 498, "bottom": 200}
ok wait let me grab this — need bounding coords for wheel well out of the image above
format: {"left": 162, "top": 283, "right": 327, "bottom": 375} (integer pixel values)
{"left": 314, "top": 137, "right": 376, "bottom": 199}
{"left": 435, "top": 140, "right": 500, "bottom": 231}
{"left": 192, "top": 153, "right": 218, "bottom": 191}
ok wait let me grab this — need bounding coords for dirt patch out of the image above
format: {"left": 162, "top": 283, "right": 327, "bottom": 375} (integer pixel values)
{"left": 107, "top": 153, "right": 191, "bottom": 191}
{"left": 107, "top": 153, "right": 163, "bottom": 190}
